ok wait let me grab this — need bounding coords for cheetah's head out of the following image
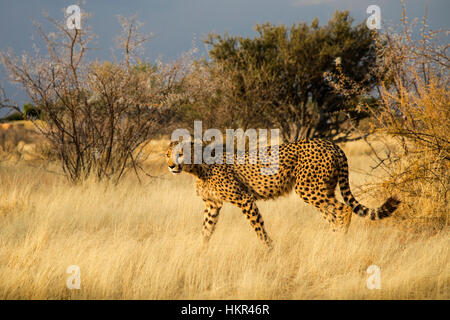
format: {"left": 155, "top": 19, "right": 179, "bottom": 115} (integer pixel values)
{"left": 166, "top": 140, "right": 196, "bottom": 174}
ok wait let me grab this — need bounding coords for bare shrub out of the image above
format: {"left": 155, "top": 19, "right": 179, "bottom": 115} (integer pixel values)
{"left": 0, "top": 14, "right": 185, "bottom": 183}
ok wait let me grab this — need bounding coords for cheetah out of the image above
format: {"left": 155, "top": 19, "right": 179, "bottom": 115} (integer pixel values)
{"left": 166, "top": 139, "right": 400, "bottom": 248}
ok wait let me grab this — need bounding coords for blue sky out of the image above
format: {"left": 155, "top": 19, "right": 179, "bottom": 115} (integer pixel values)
{"left": 0, "top": 0, "right": 448, "bottom": 107}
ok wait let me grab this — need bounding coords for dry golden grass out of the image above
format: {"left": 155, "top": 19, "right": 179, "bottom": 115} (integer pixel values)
{"left": 0, "top": 138, "right": 448, "bottom": 300}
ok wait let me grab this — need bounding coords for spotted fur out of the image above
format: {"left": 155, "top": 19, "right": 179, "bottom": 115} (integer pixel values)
{"left": 166, "top": 139, "right": 400, "bottom": 248}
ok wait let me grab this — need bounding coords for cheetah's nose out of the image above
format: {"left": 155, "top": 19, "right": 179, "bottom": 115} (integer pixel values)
{"left": 168, "top": 165, "right": 181, "bottom": 174}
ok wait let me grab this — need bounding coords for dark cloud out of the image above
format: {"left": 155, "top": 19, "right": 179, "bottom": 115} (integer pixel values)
{"left": 0, "top": 0, "right": 448, "bottom": 107}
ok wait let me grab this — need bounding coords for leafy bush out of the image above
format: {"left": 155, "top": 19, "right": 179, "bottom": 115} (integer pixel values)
{"left": 2, "top": 111, "right": 24, "bottom": 122}
{"left": 192, "top": 11, "right": 379, "bottom": 142}
{"left": 23, "top": 103, "right": 40, "bottom": 120}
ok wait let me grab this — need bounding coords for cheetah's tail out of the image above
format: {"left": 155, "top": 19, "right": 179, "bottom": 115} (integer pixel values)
{"left": 337, "top": 156, "right": 400, "bottom": 220}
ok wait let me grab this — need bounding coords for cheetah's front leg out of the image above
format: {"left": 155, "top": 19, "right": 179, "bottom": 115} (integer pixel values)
{"left": 202, "top": 200, "right": 222, "bottom": 243}
{"left": 236, "top": 200, "right": 273, "bottom": 248}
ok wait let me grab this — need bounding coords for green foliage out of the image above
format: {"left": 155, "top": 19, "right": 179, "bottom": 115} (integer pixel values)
{"left": 0, "top": 104, "right": 41, "bottom": 122}
{"left": 2, "top": 111, "right": 24, "bottom": 122}
{"left": 23, "top": 103, "right": 41, "bottom": 120}
{"left": 202, "top": 11, "right": 378, "bottom": 142}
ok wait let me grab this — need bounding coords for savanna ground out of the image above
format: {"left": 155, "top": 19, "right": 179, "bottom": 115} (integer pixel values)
{"left": 0, "top": 123, "right": 448, "bottom": 299}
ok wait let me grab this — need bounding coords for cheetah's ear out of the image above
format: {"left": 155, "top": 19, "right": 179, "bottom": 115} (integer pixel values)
{"left": 170, "top": 135, "right": 192, "bottom": 146}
